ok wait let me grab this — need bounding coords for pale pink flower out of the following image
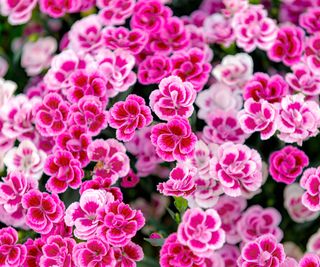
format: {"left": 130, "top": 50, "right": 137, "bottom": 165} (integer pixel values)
{"left": 0, "top": 56, "right": 8, "bottom": 77}
{"left": 305, "top": 34, "right": 320, "bottom": 76}
{"left": 0, "top": 0, "right": 37, "bottom": 25}
{"left": 150, "top": 75, "right": 196, "bottom": 121}
{"left": 307, "top": 229, "right": 320, "bottom": 255}
{"left": 222, "top": 0, "right": 248, "bottom": 17}
{"left": 217, "top": 244, "right": 240, "bottom": 267}
{"left": 300, "top": 167, "right": 320, "bottom": 212}
{"left": 0, "top": 78, "right": 16, "bottom": 110}
{"left": 232, "top": 4, "right": 278, "bottom": 52}
{"left": 177, "top": 208, "right": 225, "bottom": 255}
{"left": 237, "top": 205, "right": 283, "bottom": 243}
{"left": 212, "top": 53, "right": 253, "bottom": 88}
{"left": 21, "top": 37, "right": 57, "bottom": 76}
{"left": 277, "top": 94, "right": 320, "bottom": 145}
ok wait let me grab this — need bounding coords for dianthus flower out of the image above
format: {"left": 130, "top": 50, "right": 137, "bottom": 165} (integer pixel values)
{"left": 0, "top": 0, "right": 37, "bottom": 25}
{"left": 300, "top": 167, "right": 320, "bottom": 211}
{"left": 300, "top": 7, "right": 320, "bottom": 34}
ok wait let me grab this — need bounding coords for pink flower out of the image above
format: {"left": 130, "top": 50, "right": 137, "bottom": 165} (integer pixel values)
{"left": 232, "top": 4, "right": 278, "bottom": 52}
{"left": 102, "top": 27, "right": 148, "bottom": 55}
{"left": 88, "top": 139, "right": 130, "bottom": 183}
{"left": 268, "top": 24, "right": 304, "bottom": 67}
{"left": 40, "top": 235, "right": 75, "bottom": 267}
{"left": 171, "top": 48, "right": 212, "bottom": 92}
{"left": 217, "top": 244, "right": 240, "bottom": 267}
{"left": 243, "top": 73, "right": 288, "bottom": 103}
{"left": 24, "top": 238, "right": 45, "bottom": 267}
{"left": 157, "top": 164, "right": 196, "bottom": 197}
{"left": 36, "top": 93, "right": 70, "bottom": 137}
{"left": 212, "top": 53, "right": 253, "bottom": 88}
{"left": 222, "top": 0, "right": 248, "bottom": 17}
{"left": 44, "top": 150, "right": 84, "bottom": 194}
{"left": 210, "top": 142, "right": 263, "bottom": 197}
{"left": 269, "top": 146, "right": 309, "bottom": 185}
{"left": 0, "top": 0, "right": 37, "bottom": 25}
{"left": 284, "top": 183, "right": 319, "bottom": 223}
{"left": 94, "top": 49, "right": 136, "bottom": 97}
{"left": 203, "top": 13, "right": 235, "bottom": 47}
{"left": 41, "top": 220, "right": 73, "bottom": 240}
{"left": 97, "top": 200, "right": 145, "bottom": 246}
{"left": 137, "top": 55, "right": 172, "bottom": 85}
{"left": 196, "top": 82, "right": 242, "bottom": 121}
{"left": 0, "top": 78, "right": 16, "bottom": 110}
{"left": 237, "top": 205, "right": 283, "bottom": 243}
{"left": 69, "top": 15, "right": 103, "bottom": 55}
{"left": 21, "top": 37, "right": 57, "bottom": 76}
{"left": 0, "top": 171, "right": 37, "bottom": 228}
{"left": 120, "top": 169, "right": 140, "bottom": 188}
{"left": 39, "top": 0, "right": 81, "bottom": 18}
{"left": 72, "top": 237, "right": 115, "bottom": 267}
{"left": 305, "top": 34, "right": 320, "bottom": 76}
{"left": 0, "top": 227, "right": 27, "bottom": 267}
{"left": 97, "top": 0, "right": 136, "bottom": 26}
{"left": 113, "top": 241, "right": 144, "bottom": 267}
{"left": 151, "top": 116, "right": 197, "bottom": 162}
{"left": 213, "top": 195, "right": 247, "bottom": 244}
{"left": 238, "top": 234, "right": 286, "bottom": 266}
{"left": 238, "top": 98, "right": 277, "bottom": 140}
{"left": 299, "top": 254, "right": 320, "bottom": 267}
{"left": 22, "top": 189, "right": 65, "bottom": 234}
{"left": 160, "top": 233, "right": 206, "bottom": 267}
{"left": 286, "top": 63, "right": 320, "bottom": 96}
{"left": 4, "top": 140, "right": 46, "bottom": 180}
{"left": 69, "top": 96, "right": 108, "bottom": 136}
{"left": 150, "top": 75, "right": 196, "bottom": 121}
{"left": 108, "top": 94, "right": 153, "bottom": 142}
{"left": 130, "top": 0, "right": 172, "bottom": 33}
{"left": 177, "top": 208, "right": 225, "bottom": 255}
{"left": 281, "top": 257, "right": 299, "bottom": 267}
{"left": 55, "top": 126, "right": 91, "bottom": 167}
{"left": 0, "top": 56, "right": 8, "bottom": 77}
{"left": 203, "top": 111, "right": 248, "bottom": 145}
{"left": 307, "top": 229, "right": 320, "bottom": 255}
{"left": 65, "top": 189, "right": 114, "bottom": 240}
{"left": 300, "top": 167, "right": 320, "bottom": 211}
{"left": 277, "top": 94, "right": 320, "bottom": 145}
{"left": 300, "top": 7, "right": 320, "bottom": 34}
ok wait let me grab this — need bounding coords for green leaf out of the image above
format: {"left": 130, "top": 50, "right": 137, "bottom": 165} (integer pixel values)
{"left": 166, "top": 207, "right": 180, "bottom": 224}
{"left": 144, "top": 238, "right": 165, "bottom": 247}
{"left": 174, "top": 196, "right": 188, "bottom": 215}
{"left": 137, "top": 257, "right": 160, "bottom": 267}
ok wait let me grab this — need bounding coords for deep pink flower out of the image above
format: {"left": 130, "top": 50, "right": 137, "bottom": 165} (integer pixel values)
{"left": 159, "top": 233, "right": 206, "bottom": 267}
{"left": 130, "top": 0, "right": 172, "bottom": 33}
{"left": 36, "top": 93, "right": 70, "bottom": 137}
{"left": 232, "top": 4, "right": 278, "bottom": 52}
{"left": 69, "top": 96, "right": 108, "bottom": 136}
{"left": 40, "top": 235, "right": 75, "bottom": 267}
{"left": 239, "top": 98, "right": 278, "bottom": 140}
{"left": 177, "top": 208, "right": 225, "bottom": 255}
{"left": 97, "top": 0, "right": 135, "bottom": 26}
{"left": 113, "top": 242, "right": 144, "bottom": 267}
{"left": 238, "top": 234, "right": 286, "bottom": 266}
{"left": 0, "top": 171, "right": 37, "bottom": 228}
{"left": 237, "top": 205, "right": 283, "bottom": 243}
{"left": 22, "top": 189, "right": 65, "bottom": 234}
{"left": 157, "top": 164, "right": 196, "bottom": 197}
{"left": 214, "top": 195, "right": 247, "bottom": 244}
{"left": 120, "top": 169, "right": 140, "bottom": 188}
{"left": 243, "top": 73, "right": 288, "bottom": 103}
{"left": 0, "top": 227, "right": 27, "bottom": 267}
{"left": 300, "top": 7, "right": 320, "bottom": 34}
{"left": 97, "top": 200, "right": 145, "bottom": 246}
{"left": 24, "top": 238, "right": 45, "bottom": 267}
{"left": 286, "top": 63, "right": 320, "bottom": 96}
{"left": 210, "top": 142, "right": 263, "bottom": 197}
{"left": 137, "top": 55, "right": 172, "bottom": 85}
{"left": 102, "top": 27, "right": 148, "bottom": 55}
{"left": 39, "top": 0, "right": 81, "bottom": 18}
{"left": 212, "top": 53, "right": 253, "bottom": 89}
{"left": 269, "top": 146, "right": 309, "bottom": 185}
{"left": 41, "top": 220, "right": 73, "bottom": 240}
{"left": 44, "top": 150, "right": 84, "bottom": 194}
{"left": 108, "top": 94, "right": 153, "bottom": 141}
{"left": 65, "top": 189, "right": 114, "bottom": 240}
{"left": 72, "top": 237, "right": 115, "bottom": 267}
{"left": 55, "top": 126, "right": 91, "bottom": 167}
{"left": 0, "top": 0, "right": 37, "bottom": 25}
{"left": 217, "top": 244, "right": 240, "bottom": 267}
{"left": 300, "top": 167, "right": 320, "bottom": 211}
{"left": 268, "top": 25, "right": 304, "bottom": 66}
{"left": 150, "top": 75, "right": 196, "bottom": 121}
{"left": 88, "top": 139, "right": 130, "bottom": 183}
{"left": 305, "top": 34, "right": 320, "bottom": 76}
{"left": 299, "top": 254, "right": 320, "bottom": 267}
{"left": 151, "top": 116, "right": 197, "bottom": 162}
{"left": 277, "top": 94, "right": 320, "bottom": 145}
{"left": 171, "top": 48, "right": 211, "bottom": 92}
{"left": 284, "top": 183, "right": 319, "bottom": 223}
{"left": 203, "top": 111, "right": 248, "bottom": 145}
